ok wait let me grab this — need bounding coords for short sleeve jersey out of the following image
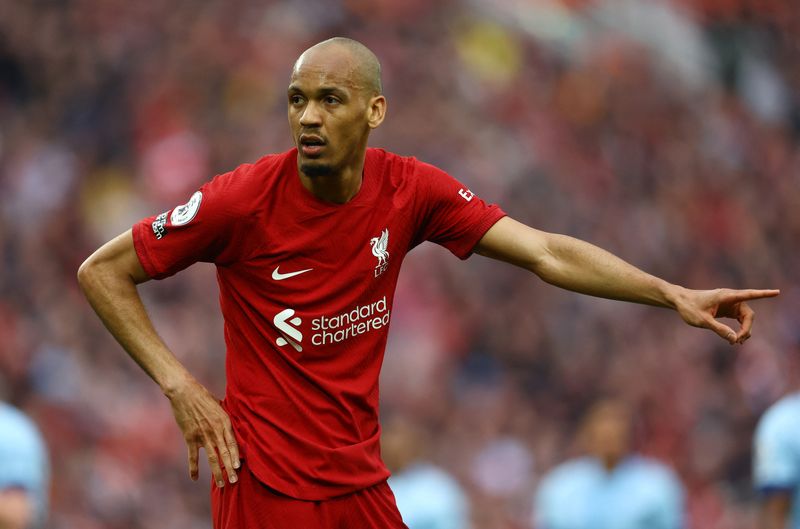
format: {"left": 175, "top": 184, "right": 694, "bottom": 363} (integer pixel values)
{"left": 535, "top": 456, "right": 685, "bottom": 529}
{"left": 132, "top": 148, "right": 505, "bottom": 499}
{"left": 754, "top": 392, "right": 800, "bottom": 529}
{"left": 0, "top": 403, "right": 49, "bottom": 527}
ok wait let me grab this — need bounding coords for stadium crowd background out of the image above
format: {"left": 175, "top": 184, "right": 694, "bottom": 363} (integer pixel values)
{"left": 0, "top": 0, "right": 798, "bottom": 527}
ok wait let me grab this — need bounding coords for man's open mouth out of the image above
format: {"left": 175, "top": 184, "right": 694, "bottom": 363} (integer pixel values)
{"left": 300, "top": 135, "right": 326, "bottom": 156}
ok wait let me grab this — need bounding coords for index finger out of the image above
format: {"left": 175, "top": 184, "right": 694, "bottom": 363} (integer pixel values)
{"left": 724, "top": 289, "right": 780, "bottom": 301}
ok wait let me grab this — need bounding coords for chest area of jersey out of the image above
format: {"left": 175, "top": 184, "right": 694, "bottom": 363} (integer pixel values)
{"left": 225, "top": 206, "right": 410, "bottom": 354}
{"left": 238, "top": 204, "right": 412, "bottom": 300}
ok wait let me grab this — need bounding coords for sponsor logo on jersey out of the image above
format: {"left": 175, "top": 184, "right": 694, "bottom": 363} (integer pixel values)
{"left": 272, "top": 265, "right": 313, "bottom": 281}
{"left": 152, "top": 211, "right": 168, "bottom": 239}
{"left": 273, "top": 296, "right": 390, "bottom": 350}
{"left": 170, "top": 191, "right": 203, "bottom": 226}
{"left": 311, "top": 296, "right": 390, "bottom": 345}
{"left": 458, "top": 188, "right": 474, "bottom": 202}
{"left": 369, "top": 228, "right": 390, "bottom": 277}
{"left": 274, "top": 308, "right": 303, "bottom": 352}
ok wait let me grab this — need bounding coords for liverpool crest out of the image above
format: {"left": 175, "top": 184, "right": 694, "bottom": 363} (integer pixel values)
{"left": 370, "top": 229, "right": 390, "bottom": 277}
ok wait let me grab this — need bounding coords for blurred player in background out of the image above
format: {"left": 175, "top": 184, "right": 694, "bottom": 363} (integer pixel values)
{"left": 383, "top": 415, "right": 470, "bottom": 529}
{"left": 535, "top": 399, "right": 685, "bottom": 529}
{"left": 78, "top": 37, "right": 778, "bottom": 529}
{"left": 0, "top": 399, "right": 49, "bottom": 529}
{"left": 754, "top": 344, "right": 800, "bottom": 529}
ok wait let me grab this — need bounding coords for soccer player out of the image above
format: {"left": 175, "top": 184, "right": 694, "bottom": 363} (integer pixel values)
{"left": 0, "top": 401, "right": 49, "bottom": 529}
{"left": 77, "top": 37, "right": 778, "bottom": 528}
{"left": 534, "top": 399, "right": 685, "bottom": 529}
{"left": 754, "top": 347, "right": 800, "bottom": 529}
{"left": 383, "top": 416, "right": 470, "bottom": 529}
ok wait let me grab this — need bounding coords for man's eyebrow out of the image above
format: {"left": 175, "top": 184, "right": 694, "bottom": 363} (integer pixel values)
{"left": 287, "top": 85, "right": 349, "bottom": 97}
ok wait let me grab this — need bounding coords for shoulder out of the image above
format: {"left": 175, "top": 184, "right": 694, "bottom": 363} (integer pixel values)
{"left": 366, "top": 148, "right": 428, "bottom": 209}
{"left": 626, "top": 456, "right": 683, "bottom": 491}
{"left": 757, "top": 393, "right": 800, "bottom": 441}
{"left": 754, "top": 393, "right": 800, "bottom": 491}
{"left": 391, "top": 463, "right": 466, "bottom": 501}
{"left": 367, "top": 148, "right": 447, "bottom": 180}
{"left": 367, "top": 148, "right": 414, "bottom": 184}
{"left": 0, "top": 404, "right": 44, "bottom": 452}
{"left": 540, "top": 457, "right": 598, "bottom": 488}
{"left": 536, "top": 458, "right": 600, "bottom": 515}
{"left": 0, "top": 403, "right": 36, "bottom": 434}
{"left": 250, "top": 149, "right": 297, "bottom": 179}
{"left": 212, "top": 150, "right": 293, "bottom": 193}
{"left": 370, "top": 150, "right": 473, "bottom": 210}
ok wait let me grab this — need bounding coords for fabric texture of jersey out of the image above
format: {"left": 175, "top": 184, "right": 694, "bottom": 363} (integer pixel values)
{"left": 754, "top": 392, "right": 800, "bottom": 529}
{"left": 132, "top": 147, "right": 505, "bottom": 499}
{"left": 0, "top": 402, "right": 50, "bottom": 528}
{"left": 534, "top": 456, "right": 685, "bottom": 529}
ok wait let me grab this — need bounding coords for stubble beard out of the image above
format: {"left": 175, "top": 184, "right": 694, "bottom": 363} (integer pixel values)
{"left": 300, "top": 161, "right": 335, "bottom": 177}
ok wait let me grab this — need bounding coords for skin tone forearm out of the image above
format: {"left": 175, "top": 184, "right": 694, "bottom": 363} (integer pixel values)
{"left": 476, "top": 217, "right": 779, "bottom": 343}
{"left": 77, "top": 234, "right": 191, "bottom": 391}
{"left": 77, "top": 230, "right": 239, "bottom": 487}
{"left": 518, "top": 231, "right": 680, "bottom": 307}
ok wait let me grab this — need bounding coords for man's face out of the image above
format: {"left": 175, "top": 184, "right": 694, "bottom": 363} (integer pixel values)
{"left": 582, "top": 402, "right": 632, "bottom": 464}
{"left": 287, "top": 47, "right": 374, "bottom": 178}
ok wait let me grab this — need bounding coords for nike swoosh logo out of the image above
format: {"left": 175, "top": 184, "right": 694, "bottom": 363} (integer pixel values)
{"left": 272, "top": 266, "right": 313, "bottom": 281}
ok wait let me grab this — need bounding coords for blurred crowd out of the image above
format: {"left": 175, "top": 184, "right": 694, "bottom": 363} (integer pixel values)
{"left": 1, "top": 0, "right": 798, "bottom": 528}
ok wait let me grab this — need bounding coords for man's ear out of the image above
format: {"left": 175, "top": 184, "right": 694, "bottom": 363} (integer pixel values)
{"left": 366, "top": 95, "right": 387, "bottom": 129}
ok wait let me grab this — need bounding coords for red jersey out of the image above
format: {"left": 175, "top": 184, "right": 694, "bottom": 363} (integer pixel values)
{"left": 132, "top": 148, "right": 505, "bottom": 499}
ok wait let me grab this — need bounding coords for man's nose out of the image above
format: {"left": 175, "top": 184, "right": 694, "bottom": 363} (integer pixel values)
{"left": 299, "top": 101, "right": 322, "bottom": 126}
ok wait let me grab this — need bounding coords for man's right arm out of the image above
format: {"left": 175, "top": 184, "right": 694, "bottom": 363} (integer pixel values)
{"left": 77, "top": 230, "right": 239, "bottom": 487}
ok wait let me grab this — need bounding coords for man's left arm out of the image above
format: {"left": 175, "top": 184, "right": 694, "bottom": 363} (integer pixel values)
{"left": 474, "top": 217, "right": 779, "bottom": 344}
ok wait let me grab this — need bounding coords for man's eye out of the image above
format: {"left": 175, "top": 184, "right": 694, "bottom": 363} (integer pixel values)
{"left": 290, "top": 95, "right": 304, "bottom": 105}
{"left": 324, "top": 96, "right": 340, "bottom": 105}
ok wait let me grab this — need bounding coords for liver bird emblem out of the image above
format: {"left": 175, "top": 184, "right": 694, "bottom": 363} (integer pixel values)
{"left": 370, "top": 229, "right": 390, "bottom": 276}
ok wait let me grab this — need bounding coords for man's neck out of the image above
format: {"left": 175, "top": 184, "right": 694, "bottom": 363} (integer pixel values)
{"left": 298, "top": 152, "right": 366, "bottom": 204}
{"left": 596, "top": 454, "right": 623, "bottom": 473}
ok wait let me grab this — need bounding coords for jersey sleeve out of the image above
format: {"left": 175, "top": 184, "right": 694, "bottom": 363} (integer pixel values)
{"left": 754, "top": 401, "right": 800, "bottom": 493}
{"left": 412, "top": 160, "right": 505, "bottom": 260}
{"left": 132, "top": 163, "right": 256, "bottom": 279}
